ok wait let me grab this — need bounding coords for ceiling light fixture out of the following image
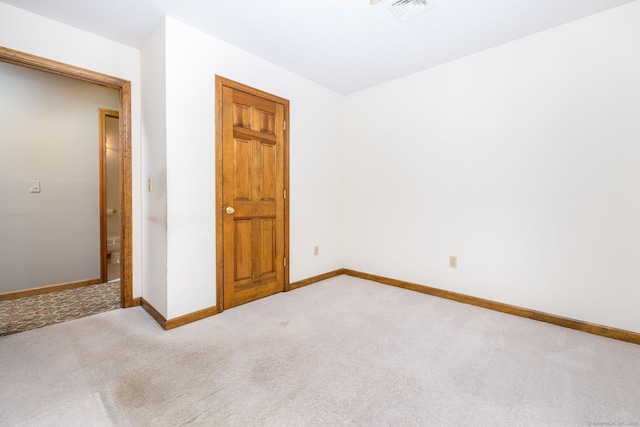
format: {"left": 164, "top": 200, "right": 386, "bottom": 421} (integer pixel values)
{"left": 371, "top": 0, "right": 433, "bottom": 21}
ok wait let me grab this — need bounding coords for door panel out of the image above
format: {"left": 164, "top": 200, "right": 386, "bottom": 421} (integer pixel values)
{"left": 220, "top": 81, "right": 288, "bottom": 309}
{"left": 234, "top": 139, "right": 251, "bottom": 200}
{"left": 260, "top": 143, "right": 276, "bottom": 200}
{"left": 260, "top": 219, "right": 275, "bottom": 275}
{"left": 234, "top": 220, "right": 252, "bottom": 282}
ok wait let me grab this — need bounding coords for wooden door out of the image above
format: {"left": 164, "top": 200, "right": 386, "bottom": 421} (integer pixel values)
{"left": 217, "top": 77, "right": 289, "bottom": 310}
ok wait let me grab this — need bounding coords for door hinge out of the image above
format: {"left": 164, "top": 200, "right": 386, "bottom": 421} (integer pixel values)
{"left": 284, "top": 189, "right": 287, "bottom": 200}
{"left": 284, "top": 257, "right": 287, "bottom": 267}
{"left": 284, "top": 121, "right": 287, "bottom": 131}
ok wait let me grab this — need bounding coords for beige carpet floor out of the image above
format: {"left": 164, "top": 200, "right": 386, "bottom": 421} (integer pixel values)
{"left": 1, "top": 275, "right": 639, "bottom": 426}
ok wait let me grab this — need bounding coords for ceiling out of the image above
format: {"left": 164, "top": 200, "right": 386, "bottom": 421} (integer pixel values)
{"left": 2, "top": 0, "right": 635, "bottom": 94}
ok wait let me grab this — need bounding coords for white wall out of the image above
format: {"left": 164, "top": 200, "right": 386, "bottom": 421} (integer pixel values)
{"left": 140, "top": 21, "right": 168, "bottom": 315}
{"left": 344, "top": 2, "right": 640, "bottom": 333}
{"left": 162, "top": 17, "right": 345, "bottom": 319}
{"left": 0, "top": 61, "right": 119, "bottom": 292}
{"left": 5, "top": 1, "right": 635, "bottom": 335}
{"left": 0, "top": 2, "right": 143, "bottom": 298}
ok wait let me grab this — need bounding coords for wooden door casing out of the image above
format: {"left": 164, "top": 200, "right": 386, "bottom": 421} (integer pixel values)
{"left": 216, "top": 77, "right": 289, "bottom": 310}
{"left": 0, "top": 46, "right": 134, "bottom": 308}
{"left": 99, "top": 109, "right": 120, "bottom": 284}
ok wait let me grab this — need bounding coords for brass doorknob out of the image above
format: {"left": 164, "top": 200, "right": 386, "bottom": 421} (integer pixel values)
{"left": 226, "top": 207, "right": 235, "bottom": 215}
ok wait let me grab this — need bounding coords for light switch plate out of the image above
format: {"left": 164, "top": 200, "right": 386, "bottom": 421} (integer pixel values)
{"left": 449, "top": 256, "right": 457, "bottom": 268}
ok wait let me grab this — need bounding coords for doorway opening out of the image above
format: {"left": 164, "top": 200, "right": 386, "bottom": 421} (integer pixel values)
{"left": 0, "top": 46, "right": 134, "bottom": 308}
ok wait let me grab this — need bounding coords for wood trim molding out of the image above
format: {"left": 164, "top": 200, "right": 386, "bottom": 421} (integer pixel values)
{"left": 289, "top": 269, "right": 346, "bottom": 291}
{"left": 140, "top": 298, "right": 167, "bottom": 329}
{"left": 165, "top": 306, "right": 220, "bottom": 330}
{"left": 140, "top": 298, "right": 219, "bottom": 330}
{"left": 282, "top": 93, "right": 290, "bottom": 293}
{"left": 0, "top": 46, "right": 128, "bottom": 87}
{"left": 131, "top": 297, "right": 142, "bottom": 307}
{"left": 99, "top": 109, "right": 120, "bottom": 284}
{"left": 141, "top": 268, "right": 639, "bottom": 346}
{"left": 99, "top": 109, "right": 108, "bottom": 284}
{"left": 215, "top": 76, "right": 225, "bottom": 313}
{"left": 0, "top": 278, "right": 103, "bottom": 301}
{"left": 0, "top": 46, "right": 134, "bottom": 308}
{"left": 118, "top": 80, "right": 134, "bottom": 308}
{"left": 343, "top": 269, "right": 640, "bottom": 346}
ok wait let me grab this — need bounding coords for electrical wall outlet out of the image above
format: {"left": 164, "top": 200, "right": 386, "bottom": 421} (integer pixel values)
{"left": 449, "top": 256, "right": 457, "bottom": 268}
{"left": 29, "top": 180, "right": 41, "bottom": 193}
{"left": 314, "top": 246, "right": 319, "bottom": 256}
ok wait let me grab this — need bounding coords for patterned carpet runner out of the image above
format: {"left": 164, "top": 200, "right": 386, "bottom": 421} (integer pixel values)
{"left": 0, "top": 282, "right": 120, "bottom": 336}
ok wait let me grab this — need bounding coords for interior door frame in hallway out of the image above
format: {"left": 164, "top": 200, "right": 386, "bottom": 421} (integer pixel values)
{"left": 215, "top": 76, "right": 290, "bottom": 311}
{"left": 0, "top": 46, "right": 134, "bottom": 307}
